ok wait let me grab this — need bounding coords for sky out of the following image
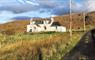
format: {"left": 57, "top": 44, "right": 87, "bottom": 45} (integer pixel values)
{"left": 0, "top": 0, "right": 95, "bottom": 23}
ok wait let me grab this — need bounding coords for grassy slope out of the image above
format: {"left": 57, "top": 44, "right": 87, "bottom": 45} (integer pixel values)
{"left": 0, "top": 20, "right": 30, "bottom": 34}
{"left": 0, "top": 12, "right": 95, "bottom": 60}
{"left": 0, "top": 12, "right": 95, "bottom": 33}
{"left": 0, "top": 32, "right": 84, "bottom": 60}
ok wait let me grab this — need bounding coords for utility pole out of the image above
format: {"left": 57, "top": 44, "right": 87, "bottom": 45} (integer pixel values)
{"left": 70, "top": 0, "right": 72, "bottom": 41}
{"left": 83, "top": 13, "right": 86, "bottom": 31}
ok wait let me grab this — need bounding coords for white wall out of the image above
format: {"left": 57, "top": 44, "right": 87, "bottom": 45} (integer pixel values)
{"left": 27, "top": 25, "right": 66, "bottom": 32}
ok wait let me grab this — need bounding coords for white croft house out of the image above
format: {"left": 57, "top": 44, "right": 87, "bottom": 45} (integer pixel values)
{"left": 27, "top": 18, "right": 66, "bottom": 32}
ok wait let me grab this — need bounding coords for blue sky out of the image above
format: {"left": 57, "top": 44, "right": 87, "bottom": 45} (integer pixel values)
{"left": 0, "top": 0, "right": 95, "bottom": 23}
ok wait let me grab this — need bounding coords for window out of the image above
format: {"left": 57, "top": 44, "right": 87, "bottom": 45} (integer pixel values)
{"left": 35, "top": 21, "right": 44, "bottom": 24}
{"left": 29, "top": 29, "right": 32, "bottom": 32}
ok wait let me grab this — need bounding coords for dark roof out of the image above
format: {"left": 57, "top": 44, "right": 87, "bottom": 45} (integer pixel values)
{"left": 51, "top": 22, "right": 61, "bottom": 26}
{"left": 32, "top": 18, "right": 51, "bottom": 21}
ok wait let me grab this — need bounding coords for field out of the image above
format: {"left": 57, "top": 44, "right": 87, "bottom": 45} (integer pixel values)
{"left": 0, "top": 11, "right": 95, "bottom": 33}
{"left": 0, "top": 11, "right": 95, "bottom": 60}
{"left": 0, "top": 31, "right": 84, "bottom": 60}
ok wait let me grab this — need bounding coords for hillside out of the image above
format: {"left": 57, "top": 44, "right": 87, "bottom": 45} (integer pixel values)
{"left": 0, "top": 12, "right": 95, "bottom": 60}
{"left": 0, "top": 20, "right": 30, "bottom": 34}
{"left": 0, "top": 12, "right": 95, "bottom": 34}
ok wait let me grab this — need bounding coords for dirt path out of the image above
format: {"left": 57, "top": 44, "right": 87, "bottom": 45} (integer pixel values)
{"left": 61, "top": 29, "right": 95, "bottom": 60}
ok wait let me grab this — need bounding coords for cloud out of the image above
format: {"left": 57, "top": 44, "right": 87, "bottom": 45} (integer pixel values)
{"left": 25, "top": 0, "right": 39, "bottom": 5}
{"left": 1, "top": 0, "right": 95, "bottom": 24}
{"left": 0, "top": 9, "right": 52, "bottom": 23}
{"left": 17, "top": 0, "right": 39, "bottom": 5}
{"left": 0, "top": 10, "right": 14, "bottom": 15}
{"left": 17, "top": 10, "right": 52, "bottom": 18}
{"left": 73, "top": 0, "right": 95, "bottom": 12}
{"left": 37, "top": 0, "right": 70, "bottom": 15}
{"left": 0, "top": 11, "right": 16, "bottom": 23}
{"left": 0, "top": 0, "right": 70, "bottom": 14}
{"left": 86, "top": 0, "right": 95, "bottom": 12}
{"left": 52, "top": 7, "right": 70, "bottom": 15}
{"left": 0, "top": 4, "right": 41, "bottom": 13}
{"left": 71, "top": 0, "right": 87, "bottom": 13}
{"left": 0, "top": 0, "right": 94, "bottom": 15}
{"left": 0, "top": 0, "right": 19, "bottom": 5}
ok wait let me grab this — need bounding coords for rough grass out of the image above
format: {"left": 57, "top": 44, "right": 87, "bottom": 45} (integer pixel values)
{"left": 0, "top": 32, "right": 84, "bottom": 60}
{"left": 0, "top": 11, "right": 95, "bottom": 60}
{"left": 0, "top": 12, "right": 95, "bottom": 34}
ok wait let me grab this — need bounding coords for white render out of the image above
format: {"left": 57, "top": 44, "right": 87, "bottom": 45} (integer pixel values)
{"left": 27, "top": 18, "right": 66, "bottom": 32}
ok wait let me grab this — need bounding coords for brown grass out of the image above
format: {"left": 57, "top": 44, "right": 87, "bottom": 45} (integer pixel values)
{"left": 0, "top": 12, "right": 95, "bottom": 34}
{"left": 0, "top": 11, "right": 95, "bottom": 60}
{"left": 0, "top": 32, "right": 84, "bottom": 60}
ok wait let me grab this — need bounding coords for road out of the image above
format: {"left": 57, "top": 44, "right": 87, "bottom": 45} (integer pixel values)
{"left": 61, "top": 29, "right": 95, "bottom": 60}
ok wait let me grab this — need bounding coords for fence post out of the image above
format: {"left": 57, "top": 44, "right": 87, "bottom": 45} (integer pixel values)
{"left": 37, "top": 48, "right": 43, "bottom": 60}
